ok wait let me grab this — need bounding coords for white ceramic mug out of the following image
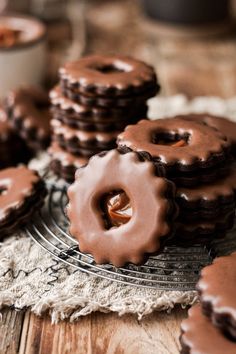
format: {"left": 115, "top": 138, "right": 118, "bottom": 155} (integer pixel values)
{"left": 0, "top": 15, "right": 46, "bottom": 97}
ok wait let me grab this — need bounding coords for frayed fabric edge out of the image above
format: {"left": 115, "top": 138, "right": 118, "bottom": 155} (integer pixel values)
{"left": 0, "top": 291, "right": 198, "bottom": 324}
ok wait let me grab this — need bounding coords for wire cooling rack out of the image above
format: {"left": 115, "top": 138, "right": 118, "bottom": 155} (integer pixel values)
{"left": 26, "top": 182, "right": 236, "bottom": 291}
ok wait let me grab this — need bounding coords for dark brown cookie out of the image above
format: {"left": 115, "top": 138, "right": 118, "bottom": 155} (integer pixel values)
{"left": 197, "top": 252, "right": 236, "bottom": 341}
{"left": 0, "top": 166, "right": 46, "bottom": 237}
{"left": 182, "top": 113, "right": 236, "bottom": 157}
{"left": 62, "top": 85, "right": 157, "bottom": 108}
{"left": 117, "top": 118, "right": 230, "bottom": 186}
{"left": 177, "top": 163, "right": 236, "bottom": 220}
{"left": 59, "top": 55, "right": 159, "bottom": 98}
{"left": 0, "top": 108, "right": 32, "bottom": 168}
{"left": 51, "top": 119, "right": 119, "bottom": 153}
{"left": 48, "top": 142, "right": 88, "bottom": 182}
{"left": 51, "top": 107, "right": 146, "bottom": 132}
{"left": 176, "top": 211, "right": 235, "bottom": 243}
{"left": 67, "top": 149, "right": 177, "bottom": 267}
{"left": 50, "top": 85, "right": 148, "bottom": 122}
{"left": 6, "top": 86, "right": 52, "bottom": 150}
{"left": 180, "top": 304, "right": 236, "bottom": 354}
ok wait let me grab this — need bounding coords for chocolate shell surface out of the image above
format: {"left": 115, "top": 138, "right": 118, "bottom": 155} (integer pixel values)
{"left": 67, "top": 150, "right": 177, "bottom": 267}
{"left": 117, "top": 118, "right": 230, "bottom": 185}
{"left": 180, "top": 304, "right": 236, "bottom": 354}
{"left": 0, "top": 166, "right": 46, "bottom": 236}
{"left": 7, "top": 86, "right": 51, "bottom": 150}
{"left": 59, "top": 55, "right": 159, "bottom": 97}
{"left": 182, "top": 113, "right": 236, "bottom": 156}
{"left": 197, "top": 252, "right": 236, "bottom": 340}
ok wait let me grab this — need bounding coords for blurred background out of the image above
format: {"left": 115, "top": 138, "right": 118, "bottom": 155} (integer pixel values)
{"left": 1, "top": 0, "right": 236, "bottom": 98}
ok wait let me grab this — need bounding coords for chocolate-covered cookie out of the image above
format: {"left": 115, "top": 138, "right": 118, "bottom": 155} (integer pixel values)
{"left": 0, "top": 166, "right": 46, "bottom": 237}
{"left": 48, "top": 142, "right": 88, "bottom": 182}
{"left": 50, "top": 85, "right": 148, "bottom": 122}
{"left": 59, "top": 55, "right": 159, "bottom": 98}
{"left": 52, "top": 107, "right": 146, "bottom": 132}
{"left": 176, "top": 210, "right": 235, "bottom": 243}
{"left": 67, "top": 149, "right": 177, "bottom": 267}
{"left": 0, "top": 108, "right": 32, "bottom": 168}
{"left": 6, "top": 86, "right": 52, "bottom": 150}
{"left": 197, "top": 252, "right": 236, "bottom": 340}
{"left": 62, "top": 85, "right": 157, "bottom": 108}
{"left": 51, "top": 119, "right": 120, "bottom": 151}
{"left": 117, "top": 118, "right": 230, "bottom": 186}
{"left": 177, "top": 163, "right": 236, "bottom": 220}
{"left": 182, "top": 113, "right": 236, "bottom": 157}
{"left": 180, "top": 304, "right": 236, "bottom": 354}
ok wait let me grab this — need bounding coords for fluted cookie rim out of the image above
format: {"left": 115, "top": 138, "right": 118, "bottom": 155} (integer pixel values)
{"left": 0, "top": 166, "right": 46, "bottom": 236}
{"left": 59, "top": 55, "right": 159, "bottom": 98}
{"left": 117, "top": 118, "right": 230, "bottom": 174}
{"left": 67, "top": 149, "right": 178, "bottom": 267}
{"left": 197, "top": 251, "right": 236, "bottom": 341}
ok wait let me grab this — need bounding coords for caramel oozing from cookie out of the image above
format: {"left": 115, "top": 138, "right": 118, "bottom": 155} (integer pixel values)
{"left": 103, "top": 191, "right": 132, "bottom": 227}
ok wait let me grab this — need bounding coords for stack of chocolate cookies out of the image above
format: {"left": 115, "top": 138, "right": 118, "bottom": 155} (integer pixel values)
{"left": 117, "top": 114, "right": 236, "bottom": 245}
{"left": 180, "top": 252, "right": 236, "bottom": 353}
{"left": 48, "top": 55, "right": 159, "bottom": 182}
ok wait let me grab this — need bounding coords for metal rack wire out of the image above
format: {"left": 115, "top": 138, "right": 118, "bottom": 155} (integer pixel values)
{"left": 26, "top": 183, "right": 236, "bottom": 291}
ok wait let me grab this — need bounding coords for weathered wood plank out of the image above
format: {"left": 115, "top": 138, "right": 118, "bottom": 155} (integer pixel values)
{"left": 18, "top": 309, "right": 186, "bottom": 354}
{"left": 0, "top": 308, "right": 25, "bottom": 354}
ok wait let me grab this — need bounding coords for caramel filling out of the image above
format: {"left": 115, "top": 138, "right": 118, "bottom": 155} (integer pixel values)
{"left": 152, "top": 131, "right": 189, "bottom": 147}
{"left": 0, "top": 26, "right": 21, "bottom": 47}
{"left": 104, "top": 191, "right": 132, "bottom": 227}
{"left": 171, "top": 139, "right": 186, "bottom": 147}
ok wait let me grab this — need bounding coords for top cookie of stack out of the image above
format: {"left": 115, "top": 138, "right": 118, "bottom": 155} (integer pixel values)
{"left": 117, "top": 115, "right": 236, "bottom": 245}
{"left": 49, "top": 55, "right": 160, "bottom": 182}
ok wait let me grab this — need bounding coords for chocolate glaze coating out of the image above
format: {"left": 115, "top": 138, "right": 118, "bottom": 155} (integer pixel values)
{"left": 0, "top": 107, "right": 32, "bottom": 167}
{"left": 117, "top": 118, "right": 230, "bottom": 175}
{"left": 59, "top": 55, "right": 159, "bottom": 98}
{"left": 48, "top": 142, "right": 88, "bottom": 183}
{"left": 62, "top": 85, "right": 157, "bottom": 108}
{"left": 176, "top": 210, "right": 235, "bottom": 241}
{"left": 182, "top": 113, "right": 236, "bottom": 157}
{"left": 6, "top": 86, "right": 52, "bottom": 150}
{"left": 51, "top": 119, "right": 120, "bottom": 150}
{"left": 67, "top": 149, "right": 177, "bottom": 267}
{"left": 180, "top": 304, "right": 236, "bottom": 354}
{"left": 51, "top": 108, "right": 146, "bottom": 132}
{"left": 177, "top": 163, "right": 236, "bottom": 215}
{"left": 197, "top": 252, "right": 236, "bottom": 340}
{"left": 50, "top": 86, "right": 148, "bottom": 122}
{"left": 0, "top": 166, "right": 46, "bottom": 236}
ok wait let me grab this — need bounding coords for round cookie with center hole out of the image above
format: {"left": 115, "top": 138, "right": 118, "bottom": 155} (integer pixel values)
{"left": 117, "top": 118, "right": 230, "bottom": 186}
{"left": 59, "top": 55, "right": 159, "bottom": 98}
{"left": 67, "top": 149, "right": 178, "bottom": 267}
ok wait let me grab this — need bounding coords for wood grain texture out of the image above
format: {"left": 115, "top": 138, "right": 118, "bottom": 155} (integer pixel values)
{"left": 0, "top": 308, "right": 25, "bottom": 354}
{"left": 17, "top": 309, "right": 186, "bottom": 354}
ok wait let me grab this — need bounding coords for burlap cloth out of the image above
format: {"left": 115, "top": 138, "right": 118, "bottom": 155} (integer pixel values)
{"left": 1, "top": 95, "right": 236, "bottom": 323}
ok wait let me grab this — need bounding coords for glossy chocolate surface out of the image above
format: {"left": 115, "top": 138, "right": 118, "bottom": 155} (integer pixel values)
{"left": 67, "top": 150, "right": 177, "bottom": 267}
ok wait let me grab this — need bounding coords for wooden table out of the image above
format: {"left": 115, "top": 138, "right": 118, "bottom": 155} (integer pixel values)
{"left": 1, "top": 1, "right": 236, "bottom": 353}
